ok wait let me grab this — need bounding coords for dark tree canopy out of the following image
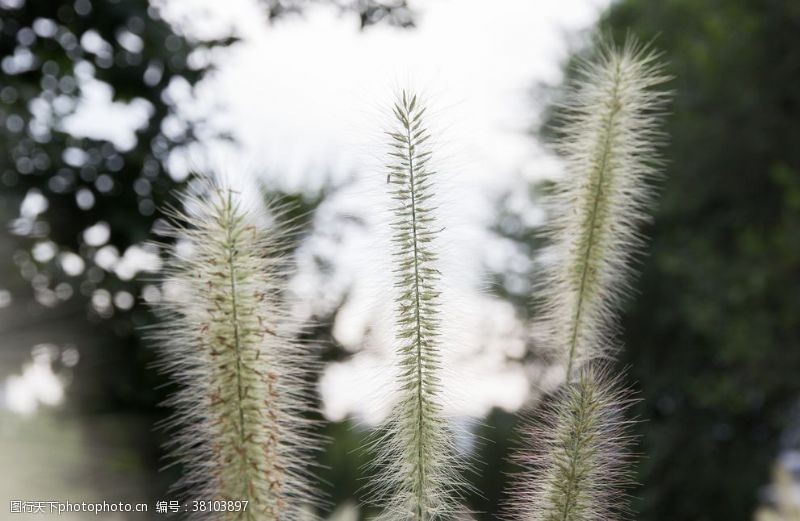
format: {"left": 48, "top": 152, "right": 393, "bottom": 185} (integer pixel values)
{"left": 260, "top": 0, "right": 415, "bottom": 28}
{"left": 0, "top": 0, "right": 413, "bottom": 407}
{"left": 0, "top": 0, "right": 236, "bottom": 412}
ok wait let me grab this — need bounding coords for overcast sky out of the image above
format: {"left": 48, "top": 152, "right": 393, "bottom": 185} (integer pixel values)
{"left": 153, "top": 0, "right": 613, "bottom": 423}
{"left": 163, "top": 0, "right": 607, "bottom": 190}
{"left": 19, "top": 0, "right": 613, "bottom": 422}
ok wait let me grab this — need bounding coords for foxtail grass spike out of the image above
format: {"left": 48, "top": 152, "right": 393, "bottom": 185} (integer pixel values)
{"left": 152, "top": 183, "right": 318, "bottom": 520}
{"left": 511, "top": 367, "right": 635, "bottom": 521}
{"left": 533, "top": 39, "right": 669, "bottom": 382}
{"left": 372, "top": 90, "right": 463, "bottom": 520}
{"left": 508, "top": 39, "right": 669, "bottom": 521}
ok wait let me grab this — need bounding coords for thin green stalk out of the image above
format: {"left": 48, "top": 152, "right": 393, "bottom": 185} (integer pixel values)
{"left": 224, "top": 196, "right": 248, "bottom": 450}
{"left": 565, "top": 60, "right": 623, "bottom": 382}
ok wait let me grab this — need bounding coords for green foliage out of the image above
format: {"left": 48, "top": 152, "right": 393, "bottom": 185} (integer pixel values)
{"left": 0, "top": 0, "right": 226, "bottom": 287}
{"left": 597, "top": 2, "right": 800, "bottom": 520}
{"left": 0, "top": 0, "right": 233, "bottom": 413}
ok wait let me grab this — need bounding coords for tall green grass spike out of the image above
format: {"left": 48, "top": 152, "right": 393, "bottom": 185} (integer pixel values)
{"left": 511, "top": 367, "right": 635, "bottom": 521}
{"left": 371, "top": 91, "right": 464, "bottom": 521}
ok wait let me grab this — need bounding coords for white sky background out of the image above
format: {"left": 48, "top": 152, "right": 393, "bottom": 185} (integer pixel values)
{"left": 154, "top": 0, "right": 611, "bottom": 424}
{"left": 165, "top": 0, "right": 608, "bottom": 192}
{"left": 23, "top": 0, "right": 612, "bottom": 420}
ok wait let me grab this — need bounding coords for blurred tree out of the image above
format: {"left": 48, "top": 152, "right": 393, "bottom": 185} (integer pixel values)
{"left": 0, "top": 0, "right": 414, "bottom": 408}
{"left": 260, "top": 0, "right": 415, "bottom": 28}
{"left": 0, "top": 0, "right": 237, "bottom": 409}
{"left": 0, "top": 0, "right": 236, "bottom": 505}
{"left": 493, "top": 1, "right": 800, "bottom": 520}
{"left": 602, "top": 2, "right": 800, "bottom": 519}
{"left": 0, "top": 0, "right": 415, "bottom": 510}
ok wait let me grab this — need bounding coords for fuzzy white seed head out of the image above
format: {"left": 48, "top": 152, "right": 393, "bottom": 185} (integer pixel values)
{"left": 534, "top": 39, "right": 670, "bottom": 380}
{"left": 507, "top": 39, "right": 670, "bottom": 521}
{"left": 151, "top": 184, "right": 318, "bottom": 520}
{"left": 369, "top": 91, "right": 465, "bottom": 521}
{"left": 511, "top": 366, "right": 635, "bottom": 521}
